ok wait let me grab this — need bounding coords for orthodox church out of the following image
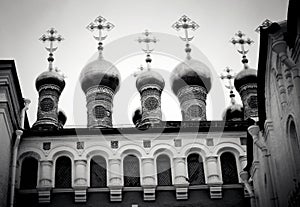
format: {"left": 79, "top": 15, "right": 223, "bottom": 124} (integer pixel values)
{"left": 1, "top": 2, "right": 298, "bottom": 206}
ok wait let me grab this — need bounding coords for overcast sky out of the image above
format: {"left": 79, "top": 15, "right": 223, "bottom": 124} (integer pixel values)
{"left": 0, "top": 0, "right": 288, "bottom": 127}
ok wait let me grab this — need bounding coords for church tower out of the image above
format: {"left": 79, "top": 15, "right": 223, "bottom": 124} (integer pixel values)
{"left": 79, "top": 16, "right": 120, "bottom": 128}
{"left": 170, "top": 15, "right": 212, "bottom": 121}
{"left": 135, "top": 30, "right": 165, "bottom": 128}
{"left": 32, "top": 28, "right": 66, "bottom": 130}
{"left": 231, "top": 31, "right": 258, "bottom": 120}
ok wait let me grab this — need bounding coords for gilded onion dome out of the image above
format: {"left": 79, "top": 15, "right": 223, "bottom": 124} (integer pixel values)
{"left": 170, "top": 58, "right": 212, "bottom": 95}
{"left": 36, "top": 70, "right": 65, "bottom": 91}
{"left": 136, "top": 69, "right": 165, "bottom": 92}
{"left": 79, "top": 56, "right": 120, "bottom": 93}
{"left": 234, "top": 68, "right": 257, "bottom": 90}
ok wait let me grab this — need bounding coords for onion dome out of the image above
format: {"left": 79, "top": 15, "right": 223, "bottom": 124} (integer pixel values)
{"left": 79, "top": 56, "right": 120, "bottom": 93}
{"left": 223, "top": 103, "right": 244, "bottom": 121}
{"left": 234, "top": 68, "right": 257, "bottom": 90}
{"left": 171, "top": 58, "right": 212, "bottom": 95}
{"left": 136, "top": 69, "right": 165, "bottom": 92}
{"left": 36, "top": 70, "right": 65, "bottom": 90}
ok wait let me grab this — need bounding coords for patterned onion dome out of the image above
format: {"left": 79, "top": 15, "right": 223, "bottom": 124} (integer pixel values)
{"left": 80, "top": 57, "right": 121, "bottom": 93}
{"left": 170, "top": 59, "right": 212, "bottom": 95}
{"left": 136, "top": 70, "right": 165, "bottom": 92}
{"left": 222, "top": 103, "right": 244, "bottom": 121}
{"left": 35, "top": 70, "right": 65, "bottom": 91}
{"left": 234, "top": 68, "right": 257, "bottom": 90}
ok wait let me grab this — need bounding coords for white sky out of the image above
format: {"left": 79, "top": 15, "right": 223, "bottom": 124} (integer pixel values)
{"left": 0, "top": 0, "right": 288, "bottom": 127}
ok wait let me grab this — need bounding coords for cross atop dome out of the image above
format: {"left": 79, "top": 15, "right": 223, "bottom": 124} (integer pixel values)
{"left": 137, "top": 30, "right": 158, "bottom": 70}
{"left": 230, "top": 31, "right": 254, "bottom": 69}
{"left": 172, "top": 15, "right": 199, "bottom": 59}
{"left": 86, "top": 15, "right": 115, "bottom": 57}
{"left": 220, "top": 67, "right": 236, "bottom": 105}
{"left": 39, "top": 28, "right": 64, "bottom": 71}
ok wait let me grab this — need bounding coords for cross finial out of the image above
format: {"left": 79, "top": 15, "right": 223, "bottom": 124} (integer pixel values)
{"left": 230, "top": 31, "right": 254, "bottom": 69}
{"left": 137, "top": 30, "right": 158, "bottom": 70}
{"left": 255, "top": 19, "right": 272, "bottom": 33}
{"left": 133, "top": 65, "right": 145, "bottom": 77}
{"left": 220, "top": 67, "right": 236, "bottom": 105}
{"left": 86, "top": 16, "right": 115, "bottom": 58}
{"left": 172, "top": 15, "right": 199, "bottom": 60}
{"left": 39, "top": 28, "right": 64, "bottom": 71}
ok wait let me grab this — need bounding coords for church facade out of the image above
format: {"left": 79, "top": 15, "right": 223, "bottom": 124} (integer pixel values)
{"left": 0, "top": 15, "right": 254, "bottom": 207}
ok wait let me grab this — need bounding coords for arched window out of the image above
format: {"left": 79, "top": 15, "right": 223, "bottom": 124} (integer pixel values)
{"left": 289, "top": 120, "right": 300, "bottom": 173}
{"left": 157, "top": 155, "right": 172, "bottom": 186}
{"left": 55, "top": 156, "right": 72, "bottom": 188}
{"left": 187, "top": 153, "right": 205, "bottom": 185}
{"left": 221, "top": 152, "right": 239, "bottom": 184}
{"left": 123, "top": 155, "right": 140, "bottom": 187}
{"left": 20, "top": 157, "right": 38, "bottom": 189}
{"left": 90, "top": 156, "right": 107, "bottom": 187}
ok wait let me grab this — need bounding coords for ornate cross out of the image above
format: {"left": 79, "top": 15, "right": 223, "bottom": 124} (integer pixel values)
{"left": 220, "top": 67, "right": 236, "bottom": 104}
{"left": 172, "top": 15, "right": 199, "bottom": 59}
{"left": 86, "top": 16, "right": 114, "bottom": 54}
{"left": 231, "top": 31, "right": 254, "bottom": 68}
{"left": 137, "top": 30, "right": 158, "bottom": 69}
{"left": 39, "top": 28, "right": 64, "bottom": 70}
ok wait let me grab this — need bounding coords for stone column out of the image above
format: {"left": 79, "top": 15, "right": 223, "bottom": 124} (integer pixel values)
{"left": 38, "top": 160, "right": 53, "bottom": 203}
{"left": 108, "top": 158, "right": 122, "bottom": 202}
{"left": 173, "top": 157, "right": 189, "bottom": 200}
{"left": 141, "top": 158, "right": 156, "bottom": 201}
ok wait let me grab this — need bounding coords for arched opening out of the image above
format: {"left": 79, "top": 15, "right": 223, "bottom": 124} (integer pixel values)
{"left": 221, "top": 152, "right": 239, "bottom": 184}
{"left": 55, "top": 156, "right": 72, "bottom": 188}
{"left": 90, "top": 156, "right": 107, "bottom": 187}
{"left": 123, "top": 155, "right": 140, "bottom": 187}
{"left": 20, "top": 157, "right": 38, "bottom": 189}
{"left": 156, "top": 154, "right": 172, "bottom": 186}
{"left": 187, "top": 153, "right": 205, "bottom": 185}
{"left": 289, "top": 120, "right": 300, "bottom": 174}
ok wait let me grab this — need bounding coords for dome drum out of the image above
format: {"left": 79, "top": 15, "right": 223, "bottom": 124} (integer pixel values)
{"left": 86, "top": 86, "right": 114, "bottom": 128}
{"left": 178, "top": 85, "right": 208, "bottom": 121}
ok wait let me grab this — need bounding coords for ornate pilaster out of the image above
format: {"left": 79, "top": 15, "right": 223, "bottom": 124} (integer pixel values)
{"left": 173, "top": 157, "right": 189, "bottom": 200}
{"left": 141, "top": 158, "right": 156, "bottom": 201}
{"left": 108, "top": 158, "right": 122, "bottom": 202}
{"left": 38, "top": 160, "right": 53, "bottom": 203}
{"left": 206, "top": 156, "right": 222, "bottom": 199}
{"left": 73, "top": 160, "right": 87, "bottom": 203}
